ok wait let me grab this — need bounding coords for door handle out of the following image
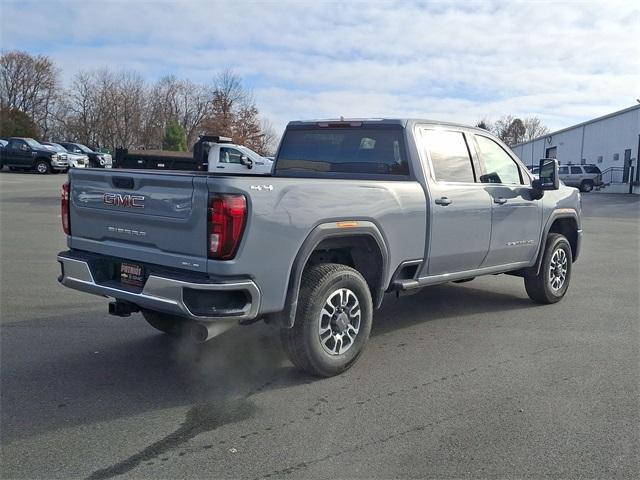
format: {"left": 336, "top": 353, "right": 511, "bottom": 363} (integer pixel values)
{"left": 494, "top": 197, "right": 507, "bottom": 205}
{"left": 216, "top": 166, "right": 225, "bottom": 169}
{"left": 435, "top": 197, "right": 452, "bottom": 206}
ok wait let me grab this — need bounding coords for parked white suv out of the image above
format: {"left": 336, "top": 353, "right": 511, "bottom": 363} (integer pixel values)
{"left": 558, "top": 164, "right": 602, "bottom": 192}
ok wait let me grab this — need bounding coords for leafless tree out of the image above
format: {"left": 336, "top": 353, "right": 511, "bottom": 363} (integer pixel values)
{"left": 0, "top": 50, "right": 59, "bottom": 136}
{"left": 2, "top": 53, "right": 276, "bottom": 153}
{"left": 201, "top": 70, "right": 276, "bottom": 154}
{"left": 204, "top": 70, "right": 248, "bottom": 137}
{"left": 522, "top": 116, "right": 550, "bottom": 141}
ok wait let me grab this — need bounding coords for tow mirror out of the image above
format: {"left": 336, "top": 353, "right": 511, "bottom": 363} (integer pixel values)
{"left": 240, "top": 155, "right": 253, "bottom": 169}
{"left": 531, "top": 158, "right": 559, "bottom": 198}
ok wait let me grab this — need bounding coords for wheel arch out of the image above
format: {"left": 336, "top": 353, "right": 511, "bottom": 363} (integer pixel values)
{"left": 34, "top": 156, "right": 52, "bottom": 166}
{"left": 270, "top": 221, "right": 389, "bottom": 328}
{"left": 532, "top": 210, "right": 580, "bottom": 275}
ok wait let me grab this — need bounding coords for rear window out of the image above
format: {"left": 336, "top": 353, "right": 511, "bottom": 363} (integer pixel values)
{"left": 276, "top": 127, "right": 409, "bottom": 176}
{"left": 583, "top": 165, "right": 601, "bottom": 174}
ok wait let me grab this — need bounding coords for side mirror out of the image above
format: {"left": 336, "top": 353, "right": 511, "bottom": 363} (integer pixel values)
{"left": 240, "top": 155, "right": 253, "bottom": 169}
{"left": 532, "top": 158, "right": 559, "bottom": 198}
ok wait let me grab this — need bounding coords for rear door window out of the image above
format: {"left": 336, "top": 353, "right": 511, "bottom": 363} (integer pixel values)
{"left": 422, "top": 129, "right": 475, "bottom": 183}
{"left": 559, "top": 166, "right": 569, "bottom": 175}
{"left": 571, "top": 166, "right": 582, "bottom": 174}
{"left": 276, "top": 127, "right": 409, "bottom": 176}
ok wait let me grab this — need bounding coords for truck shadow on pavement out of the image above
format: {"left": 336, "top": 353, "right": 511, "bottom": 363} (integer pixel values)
{"left": 1, "top": 282, "right": 535, "bottom": 448}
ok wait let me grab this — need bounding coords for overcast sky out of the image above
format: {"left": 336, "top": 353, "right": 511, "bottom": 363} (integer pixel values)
{"left": 2, "top": 0, "right": 638, "bottom": 133}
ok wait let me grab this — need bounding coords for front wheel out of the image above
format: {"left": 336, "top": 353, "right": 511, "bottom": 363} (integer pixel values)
{"left": 34, "top": 159, "right": 51, "bottom": 174}
{"left": 280, "top": 263, "right": 373, "bottom": 377}
{"left": 524, "top": 233, "right": 572, "bottom": 304}
{"left": 580, "top": 180, "right": 593, "bottom": 192}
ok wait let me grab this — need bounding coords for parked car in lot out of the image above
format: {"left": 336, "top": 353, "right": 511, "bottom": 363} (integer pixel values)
{"left": 57, "top": 118, "right": 582, "bottom": 377}
{"left": 114, "top": 135, "right": 272, "bottom": 174}
{"left": 558, "top": 164, "right": 602, "bottom": 192}
{"left": 0, "top": 137, "right": 68, "bottom": 173}
{"left": 41, "top": 142, "right": 88, "bottom": 169}
{"left": 58, "top": 142, "right": 112, "bottom": 168}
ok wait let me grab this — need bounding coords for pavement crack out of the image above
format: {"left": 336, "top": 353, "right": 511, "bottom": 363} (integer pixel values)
{"left": 257, "top": 409, "right": 467, "bottom": 479}
{"left": 85, "top": 392, "right": 263, "bottom": 480}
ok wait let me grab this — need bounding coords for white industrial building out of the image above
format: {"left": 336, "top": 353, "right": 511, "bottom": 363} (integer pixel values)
{"left": 511, "top": 104, "right": 640, "bottom": 192}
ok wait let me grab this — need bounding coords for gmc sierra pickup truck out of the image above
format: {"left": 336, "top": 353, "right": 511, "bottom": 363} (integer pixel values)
{"left": 57, "top": 119, "right": 582, "bottom": 377}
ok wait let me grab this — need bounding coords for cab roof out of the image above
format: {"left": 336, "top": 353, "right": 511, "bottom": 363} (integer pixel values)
{"left": 286, "top": 118, "right": 489, "bottom": 134}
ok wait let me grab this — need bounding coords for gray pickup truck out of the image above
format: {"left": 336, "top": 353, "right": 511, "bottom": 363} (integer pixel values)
{"left": 58, "top": 119, "right": 582, "bottom": 377}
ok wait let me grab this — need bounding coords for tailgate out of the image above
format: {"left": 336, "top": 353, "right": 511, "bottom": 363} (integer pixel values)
{"left": 68, "top": 169, "right": 209, "bottom": 272}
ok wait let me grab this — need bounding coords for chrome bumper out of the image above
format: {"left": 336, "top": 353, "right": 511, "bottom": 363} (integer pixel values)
{"left": 57, "top": 255, "right": 260, "bottom": 323}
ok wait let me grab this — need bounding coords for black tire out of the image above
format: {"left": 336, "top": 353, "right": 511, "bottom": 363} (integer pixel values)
{"left": 580, "top": 180, "right": 593, "bottom": 192}
{"left": 142, "top": 310, "right": 188, "bottom": 336}
{"left": 34, "top": 159, "right": 51, "bottom": 174}
{"left": 524, "top": 233, "right": 572, "bottom": 304}
{"left": 280, "top": 263, "right": 373, "bottom": 377}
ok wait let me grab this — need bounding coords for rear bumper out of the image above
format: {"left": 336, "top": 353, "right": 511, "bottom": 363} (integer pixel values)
{"left": 57, "top": 251, "right": 260, "bottom": 323}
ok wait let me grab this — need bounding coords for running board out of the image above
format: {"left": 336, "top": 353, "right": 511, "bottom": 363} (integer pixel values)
{"left": 393, "top": 261, "right": 531, "bottom": 291}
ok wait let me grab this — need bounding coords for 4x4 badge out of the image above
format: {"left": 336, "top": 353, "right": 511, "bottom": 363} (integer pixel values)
{"left": 250, "top": 185, "right": 273, "bottom": 191}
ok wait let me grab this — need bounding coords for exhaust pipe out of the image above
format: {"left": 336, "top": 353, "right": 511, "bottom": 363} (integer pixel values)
{"left": 108, "top": 300, "right": 140, "bottom": 317}
{"left": 190, "top": 322, "right": 235, "bottom": 343}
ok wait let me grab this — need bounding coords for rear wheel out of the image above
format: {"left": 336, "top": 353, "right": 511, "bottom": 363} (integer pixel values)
{"left": 280, "top": 263, "right": 373, "bottom": 377}
{"left": 142, "top": 310, "right": 188, "bottom": 336}
{"left": 34, "top": 159, "right": 51, "bottom": 174}
{"left": 580, "top": 180, "right": 593, "bottom": 192}
{"left": 524, "top": 233, "right": 572, "bottom": 304}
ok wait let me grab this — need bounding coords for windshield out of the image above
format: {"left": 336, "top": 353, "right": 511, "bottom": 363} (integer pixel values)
{"left": 76, "top": 143, "right": 94, "bottom": 153}
{"left": 45, "top": 143, "right": 67, "bottom": 152}
{"left": 237, "top": 145, "right": 269, "bottom": 160}
{"left": 24, "top": 138, "right": 42, "bottom": 148}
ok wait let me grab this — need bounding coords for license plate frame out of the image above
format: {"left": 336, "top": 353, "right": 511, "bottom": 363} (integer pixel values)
{"left": 120, "top": 261, "right": 145, "bottom": 287}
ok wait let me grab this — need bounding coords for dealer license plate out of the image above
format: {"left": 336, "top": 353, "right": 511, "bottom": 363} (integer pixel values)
{"left": 120, "top": 261, "right": 145, "bottom": 287}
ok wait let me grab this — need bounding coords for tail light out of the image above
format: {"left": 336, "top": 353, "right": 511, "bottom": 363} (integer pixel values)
{"left": 61, "top": 181, "right": 70, "bottom": 235}
{"left": 208, "top": 194, "right": 247, "bottom": 259}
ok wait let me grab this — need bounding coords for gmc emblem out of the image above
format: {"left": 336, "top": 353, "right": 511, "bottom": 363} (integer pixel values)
{"left": 103, "top": 192, "right": 145, "bottom": 208}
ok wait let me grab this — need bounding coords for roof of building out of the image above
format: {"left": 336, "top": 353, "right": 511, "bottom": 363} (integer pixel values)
{"left": 513, "top": 104, "right": 640, "bottom": 148}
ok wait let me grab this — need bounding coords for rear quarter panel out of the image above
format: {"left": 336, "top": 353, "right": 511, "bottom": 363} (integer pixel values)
{"left": 205, "top": 176, "right": 427, "bottom": 313}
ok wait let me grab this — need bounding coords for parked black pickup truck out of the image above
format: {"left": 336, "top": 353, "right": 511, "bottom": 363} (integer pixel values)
{"left": 58, "top": 142, "right": 112, "bottom": 168}
{"left": 0, "top": 137, "right": 68, "bottom": 174}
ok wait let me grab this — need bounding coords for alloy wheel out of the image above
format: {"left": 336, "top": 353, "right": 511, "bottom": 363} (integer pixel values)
{"left": 549, "top": 248, "right": 568, "bottom": 291}
{"left": 318, "top": 288, "right": 361, "bottom": 355}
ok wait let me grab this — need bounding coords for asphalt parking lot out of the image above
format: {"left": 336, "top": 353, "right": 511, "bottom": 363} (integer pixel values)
{"left": 1, "top": 171, "right": 638, "bottom": 480}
